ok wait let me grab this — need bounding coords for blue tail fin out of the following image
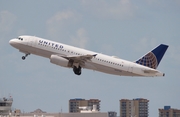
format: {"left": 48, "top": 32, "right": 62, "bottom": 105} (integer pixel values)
{"left": 135, "top": 44, "right": 169, "bottom": 69}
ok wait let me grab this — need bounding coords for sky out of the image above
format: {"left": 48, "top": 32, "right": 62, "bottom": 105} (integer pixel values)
{"left": 0, "top": 0, "right": 180, "bottom": 116}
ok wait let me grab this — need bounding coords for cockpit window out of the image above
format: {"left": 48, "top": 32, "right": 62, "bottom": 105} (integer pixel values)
{"left": 17, "top": 37, "right": 23, "bottom": 41}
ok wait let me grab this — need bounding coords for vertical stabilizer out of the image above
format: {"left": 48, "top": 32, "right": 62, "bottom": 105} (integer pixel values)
{"left": 135, "top": 44, "right": 168, "bottom": 69}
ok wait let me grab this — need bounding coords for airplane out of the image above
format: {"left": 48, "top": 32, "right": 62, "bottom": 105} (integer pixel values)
{"left": 9, "top": 35, "right": 168, "bottom": 77}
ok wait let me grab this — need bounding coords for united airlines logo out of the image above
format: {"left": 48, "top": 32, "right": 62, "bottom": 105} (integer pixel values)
{"left": 136, "top": 52, "right": 158, "bottom": 69}
{"left": 39, "top": 40, "right": 64, "bottom": 49}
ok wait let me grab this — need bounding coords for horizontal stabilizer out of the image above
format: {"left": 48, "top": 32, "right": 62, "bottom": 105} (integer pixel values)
{"left": 143, "top": 69, "right": 158, "bottom": 73}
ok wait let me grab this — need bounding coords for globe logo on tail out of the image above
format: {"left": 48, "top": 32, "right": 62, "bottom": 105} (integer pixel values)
{"left": 136, "top": 52, "right": 158, "bottom": 69}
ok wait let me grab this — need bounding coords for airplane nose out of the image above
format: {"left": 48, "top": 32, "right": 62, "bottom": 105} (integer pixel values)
{"left": 9, "top": 40, "right": 13, "bottom": 45}
{"left": 9, "top": 39, "right": 17, "bottom": 47}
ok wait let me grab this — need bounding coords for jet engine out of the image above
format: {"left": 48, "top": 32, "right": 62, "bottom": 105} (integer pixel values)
{"left": 50, "top": 55, "right": 72, "bottom": 67}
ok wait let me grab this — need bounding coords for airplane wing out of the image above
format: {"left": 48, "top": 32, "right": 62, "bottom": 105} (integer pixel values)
{"left": 63, "top": 54, "right": 97, "bottom": 63}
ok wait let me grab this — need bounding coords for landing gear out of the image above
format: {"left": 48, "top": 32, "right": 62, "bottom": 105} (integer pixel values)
{"left": 22, "top": 53, "right": 30, "bottom": 60}
{"left": 73, "top": 66, "right": 82, "bottom": 75}
{"left": 22, "top": 56, "right": 26, "bottom": 60}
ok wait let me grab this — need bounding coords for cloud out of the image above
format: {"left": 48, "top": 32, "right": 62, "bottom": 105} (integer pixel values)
{"left": 70, "top": 28, "right": 88, "bottom": 48}
{"left": 17, "top": 28, "right": 26, "bottom": 36}
{"left": 0, "top": 11, "right": 16, "bottom": 33}
{"left": 145, "top": 0, "right": 159, "bottom": 5}
{"left": 175, "top": 0, "right": 180, "bottom": 5}
{"left": 132, "top": 37, "right": 157, "bottom": 53}
{"left": 169, "top": 45, "right": 180, "bottom": 65}
{"left": 81, "top": 0, "right": 136, "bottom": 20}
{"left": 0, "top": 11, "right": 16, "bottom": 50}
{"left": 99, "top": 44, "right": 114, "bottom": 55}
{"left": 46, "top": 10, "right": 81, "bottom": 40}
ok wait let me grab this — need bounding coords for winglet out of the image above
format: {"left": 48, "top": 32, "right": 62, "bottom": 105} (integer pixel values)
{"left": 135, "top": 44, "right": 169, "bottom": 69}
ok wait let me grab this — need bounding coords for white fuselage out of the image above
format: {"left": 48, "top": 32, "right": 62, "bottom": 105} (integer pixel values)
{"left": 9, "top": 36, "right": 164, "bottom": 77}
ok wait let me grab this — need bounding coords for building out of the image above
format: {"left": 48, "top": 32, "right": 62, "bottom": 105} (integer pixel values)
{"left": 12, "top": 109, "right": 116, "bottom": 117}
{"left": 69, "top": 98, "right": 100, "bottom": 113}
{"left": 159, "top": 106, "right": 180, "bottom": 117}
{"left": 0, "top": 96, "right": 13, "bottom": 115}
{"left": 108, "top": 111, "right": 117, "bottom": 117}
{"left": 120, "top": 98, "right": 149, "bottom": 117}
{"left": 13, "top": 112, "right": 116, "bottom": 117}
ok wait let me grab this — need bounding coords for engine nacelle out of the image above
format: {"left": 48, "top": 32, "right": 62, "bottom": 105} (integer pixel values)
{"left": 50, "top": 55, "right": 72, "bottom": 67}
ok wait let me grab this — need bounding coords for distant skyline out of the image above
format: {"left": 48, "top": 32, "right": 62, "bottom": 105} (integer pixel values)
{"left": 0, "top": 1, "right": 180, "bottom": 117}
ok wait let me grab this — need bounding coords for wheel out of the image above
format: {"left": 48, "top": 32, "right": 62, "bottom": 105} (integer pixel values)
{"left": 22, "top": 56, "right": 26, "bottom": 60}
{"left": 77, "top": 71, "right": 81, "bottom": 75}
{"left": 73, "top": 66, "right": 82, "bottom": 75}
{"left": 73, "top": 66, "right": 77, "bottom": 73}
{"left": 77, "top": 67, "right": 81, "bottom": 75}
